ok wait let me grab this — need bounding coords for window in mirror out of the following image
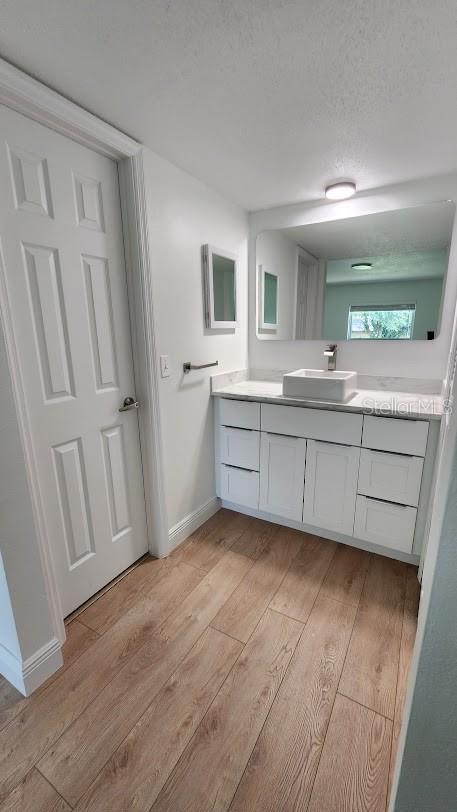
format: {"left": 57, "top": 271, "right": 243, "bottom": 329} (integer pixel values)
{"left": 260, "top": 266, "right": 278, "bottom": 329}
{"left": 202, "top": 245, "right": 237, "bottom": 329}
{"left": 347, "top": 304, "right": 416, "bottom": 340}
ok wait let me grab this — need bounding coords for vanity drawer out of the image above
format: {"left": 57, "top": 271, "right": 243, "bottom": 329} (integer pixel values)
{"left": 220, "top": 426, "right": 260, "bottom": 471}
{"left": 219, "top": 398, "right": 260, "bottom": 430}
{"left": 358, "top": 448, "right": 424, "bottom": 507}
{"left": 354, "top": 495, "right": 416, "bottom": 554}
{"left": 261, "top": 403, "right": 362, "bottom": 446}
{"left": 362, "top": 415, "right": 429, "bottom": 457}
{"left": 220, "top": 464, "right": 259, "bottom": 509}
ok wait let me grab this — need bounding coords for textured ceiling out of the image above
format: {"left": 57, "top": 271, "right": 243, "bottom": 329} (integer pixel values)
{"left": 278, "top": 202, "right": 454, "bottom": 283}
{"left": 325, "top": 251, "right": 448, "bottom": 284}
{"left": 1, "top": 1, "right": 457, "bottom": 210}
{"left": 279, "top": 202, "right": 455, "bottom": 258}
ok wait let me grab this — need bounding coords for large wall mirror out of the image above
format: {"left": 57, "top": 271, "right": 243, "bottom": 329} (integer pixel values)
{"left": 256, "top": 201, "right": 455, "bottom": 341}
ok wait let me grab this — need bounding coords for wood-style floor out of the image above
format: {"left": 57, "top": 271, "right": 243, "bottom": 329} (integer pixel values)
{"left": 0, "top": 509, "right": 419, "bottom": 812}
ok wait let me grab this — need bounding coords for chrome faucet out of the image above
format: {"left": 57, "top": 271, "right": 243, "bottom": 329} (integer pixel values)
{"left": 324, "top": 344, "right": 337, "bottom": 371}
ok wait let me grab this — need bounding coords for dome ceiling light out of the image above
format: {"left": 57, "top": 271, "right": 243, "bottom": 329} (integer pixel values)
{"left": 351, "top": 262, "right": 373, "bottom": 270}
{"left": 325, "top": 181, "right": 356, "bottom": 200}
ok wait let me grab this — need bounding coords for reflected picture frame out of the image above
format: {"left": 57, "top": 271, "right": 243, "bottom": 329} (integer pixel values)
{"left": 259, "top": 264, "right": 279, "bottom": 330}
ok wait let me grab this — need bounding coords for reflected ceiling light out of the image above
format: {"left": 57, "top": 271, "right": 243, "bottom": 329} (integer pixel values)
{"left": 351, "top": 262, "right": 373, "bottom": 270}
{"left": 325, "top": 181, "right": 356, "bottom": 200}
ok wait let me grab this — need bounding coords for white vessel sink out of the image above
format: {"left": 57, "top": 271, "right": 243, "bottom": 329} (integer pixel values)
{"left": 282, "top": 369, "right": 357, "bottom": 402}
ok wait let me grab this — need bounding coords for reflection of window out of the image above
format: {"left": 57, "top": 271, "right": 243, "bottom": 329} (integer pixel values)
{"left": 347, "top": 304, "right": 416, "bottom": 340}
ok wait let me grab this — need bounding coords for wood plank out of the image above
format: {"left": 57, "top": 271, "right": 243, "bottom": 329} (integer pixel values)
{"left": 338, "top": 555, "right": 406, "bottom": 718}
{"left": 0, "top": 562, "right": 202, "bottom": 801}
{"left": 307, "top": 694, "right": 392, "bottom": 812}
{"left": 319, "top": 544, "right": 370, "bottom": 607}
{"left": 38, "top": 550, "right": 253, "bottom": 806}
{"left": 151, "top": 609, "right": 303, "bottom": 812}
{"left": 212, "top": 526, "right": 302, "bottom": 642}
{"left": 230, "top": 596, "right": 356, "bottom": 812}
{"left": 230, "top": 518, "right": 278, "bottom": 561}
{"left": 78, "top": 555, "right": 175, "bottom": 634}
{"left": 269, "top": 533, "right": 336, "bottom": 622}
{"left": 74, "top": 628, "right": 242, "bottom": 812}
{"left": 168, "top": 508, "right": 227, "bottom": 563}
{"left": 0, "top": 769, "right": 70, "bottom": 812}
{"left": 0, "top": 620, "right": 98, "bottom": 732}
{"left": 176, "top": 510, "right": 253, "bottom": 571}
{"left": 389, "top": 566, "right": 420, "bottom": 796}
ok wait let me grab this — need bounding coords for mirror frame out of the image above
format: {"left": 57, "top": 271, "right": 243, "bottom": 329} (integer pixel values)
{"left": 253, "top": 201, "right": 455, "bottom": 343}
{"left": 202, "top": 244, "right": 238, "bottom": 329}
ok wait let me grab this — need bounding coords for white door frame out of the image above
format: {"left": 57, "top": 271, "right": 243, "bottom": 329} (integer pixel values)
{"left": 0, "top": 58, "right": 168, "bottom": 644}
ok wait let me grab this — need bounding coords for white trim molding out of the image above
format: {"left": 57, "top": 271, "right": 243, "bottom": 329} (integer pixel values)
{"left": 168, "top": 497, "right": 221, "bottom": 552}
{"left": 0, "top": 637, "right": 62, "bottom": 696}
{"left": 119, "top": 153, "right": 170, "bottom": 557}
{"left": 0, "top": 58, "right": 168, "bottom": 663}
{"left": 0, "top": 58, "right": 139, "bottom": 159}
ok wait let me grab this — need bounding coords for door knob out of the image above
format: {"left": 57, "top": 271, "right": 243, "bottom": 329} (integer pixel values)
{"left": 119, "top": 396, "right": 140, "bottom": 412}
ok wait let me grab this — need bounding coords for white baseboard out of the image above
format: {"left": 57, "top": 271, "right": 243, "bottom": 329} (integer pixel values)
{"left": 168, "top": 497, "right": 220, "bottom": 553}
{"left": 0, "top": 636, "right": 62, "bottom": 696}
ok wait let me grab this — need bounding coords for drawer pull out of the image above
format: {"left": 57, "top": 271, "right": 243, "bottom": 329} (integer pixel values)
{"left": 223, "top": 463, "right": 257, "bottom": 474}
{"left": 222, "top": 425, "right": 254, "bottom": 432}
{"left": 367, "top": 448, "right": 414, "bottom": 459}
{"left": 265, "top": 431, "right": 298, "bottom": 440}
{"left": 365, "top": 495, "right": 408, "bottom": 509}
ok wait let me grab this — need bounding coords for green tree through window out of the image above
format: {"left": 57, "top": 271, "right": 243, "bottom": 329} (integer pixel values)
{"left": 348, "top": 305, "right": 415, "bottom": 339}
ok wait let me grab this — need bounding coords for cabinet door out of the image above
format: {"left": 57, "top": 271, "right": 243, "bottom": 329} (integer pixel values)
{"left": 303, "top": 440, "right": 360, "bottom": 535}
{"left": 259, "top": 433, "right": 306, "bottom": 521}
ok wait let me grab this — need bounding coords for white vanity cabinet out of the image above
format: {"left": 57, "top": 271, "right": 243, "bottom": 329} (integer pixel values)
{"left": 303, "top": 440, "right": 360, "bottom": 535}
{"left": 259, "top": 432, "right": 306, "bottom": 521}
{"left": 215, "top": 397, "right": 436, "bottom": 562}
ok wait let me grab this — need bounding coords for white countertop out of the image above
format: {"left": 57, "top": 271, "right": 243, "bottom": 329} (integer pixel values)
{"left": 211, "top": 379, "right": 444, "bottom": 420}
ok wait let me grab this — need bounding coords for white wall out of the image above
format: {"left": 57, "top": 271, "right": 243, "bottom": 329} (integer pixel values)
{"left": 249, "top": 174, "right": 457, "bottom": 380}
{"left": 390, "top": 357, "right": 457, "bottom": 810}
{"left": 0, "top": 320, "right": 57, "bottom": 686}
{"left": 143, "top": 150, "right": 248, "bottom": 532}
{"left": 256, "top": 230, "right": 296, "bottom": 339}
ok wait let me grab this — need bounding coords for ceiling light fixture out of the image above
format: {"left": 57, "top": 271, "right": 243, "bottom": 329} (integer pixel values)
{"left": 325, "top": 181, "right": 356, "bottom": 200}
{"left": 351, "top": 262, "right": 373, "bottom": 270}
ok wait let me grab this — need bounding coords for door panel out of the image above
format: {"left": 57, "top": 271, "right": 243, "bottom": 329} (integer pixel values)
{"left": 0, "top": 105, "right": 148, "bottom": 615}
{"left": 259, "top": 432, "right": 306, "bottom": 521}
{"left": 82, "top": 254, "right": 119, "bottom": 391}
{"left": 303, "top": 440, "right": 360, "bottom": 535}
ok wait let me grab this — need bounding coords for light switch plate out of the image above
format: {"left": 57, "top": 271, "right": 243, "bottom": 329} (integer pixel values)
{"left": 160, "top": 354, "right": 171, "bottom": 378}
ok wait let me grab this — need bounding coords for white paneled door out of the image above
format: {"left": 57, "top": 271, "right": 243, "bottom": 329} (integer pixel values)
{"left": 0, "top": 105, "right": 148, "bottom": 615}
